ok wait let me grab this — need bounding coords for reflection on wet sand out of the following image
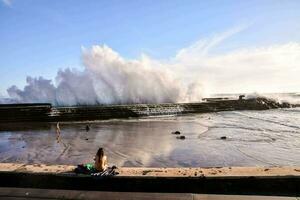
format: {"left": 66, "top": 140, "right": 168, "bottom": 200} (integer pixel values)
{"left": 0, "top": 108, "right": 300, "bottom": 167}
{"left": 56, "top": 122, "right": 61, "bottom": 143}
{"left": 0, "top": 118, "right": 207, "bottom": 166}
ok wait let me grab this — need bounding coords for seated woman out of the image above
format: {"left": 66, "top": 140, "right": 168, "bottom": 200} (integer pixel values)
{"left": 94, "top": 147, "right": 108, "bottom": 171}
{"left": 76, "top": 148, "right": 108, "bottom": 173}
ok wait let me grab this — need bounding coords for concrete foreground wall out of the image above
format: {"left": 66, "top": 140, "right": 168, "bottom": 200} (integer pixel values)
{"left": 0, "top": 98, "right": 292, "bottom": 122}
{"left": 0, "top": 163, "right": 299, "bottom": 196}
{"left": 0, "top": 188, "right": 298, "bottom": 200}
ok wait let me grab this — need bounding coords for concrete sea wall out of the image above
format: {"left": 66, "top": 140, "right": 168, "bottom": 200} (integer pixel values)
{"left": 0, "top": 163, "right": 299, "bottom": 196}
{"left": 0, "top": 97, "right": 292, "bottom": 123}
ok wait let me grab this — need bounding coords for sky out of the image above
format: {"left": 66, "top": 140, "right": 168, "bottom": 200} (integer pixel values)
{"left": 1, "top": 0, "right": 300, "bottom": 102}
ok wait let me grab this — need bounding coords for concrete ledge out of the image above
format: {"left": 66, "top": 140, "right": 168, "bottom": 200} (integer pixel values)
{"left": 0, "top": 163, "right": 299, "bottom": 196}
{"left": 0, "top": 187, "right": 298, "bottom": 200}
{"left": 0, "top": 97, "right": 294, "bottom": 123}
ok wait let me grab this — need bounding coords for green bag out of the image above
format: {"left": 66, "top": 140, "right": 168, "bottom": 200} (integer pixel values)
{"left": 84, "top": 163, "right": 96, "bottom": 171}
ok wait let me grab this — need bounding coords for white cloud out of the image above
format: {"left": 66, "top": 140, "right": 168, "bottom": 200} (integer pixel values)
{"left": 174, "top": 38, "right": 300, "bottom": 94}
{"left": 176, "top": 25, "right": 246, "bottom": 60}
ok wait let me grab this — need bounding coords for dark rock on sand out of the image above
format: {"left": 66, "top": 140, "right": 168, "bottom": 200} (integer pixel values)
{"left": 220, "top": 136, "right": 227, "bottom": 140}
{"left": 172, "top": 131, "right": 181, "bottom": 135}
{"left": 176, "top": 136, "right": 186, "bottom": 140}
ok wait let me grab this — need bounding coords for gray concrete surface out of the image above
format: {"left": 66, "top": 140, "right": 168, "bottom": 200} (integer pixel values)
{"left": 0, "top": 187, "right": 298, "bottom": 200}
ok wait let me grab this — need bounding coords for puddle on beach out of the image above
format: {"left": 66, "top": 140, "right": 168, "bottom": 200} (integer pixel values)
{"left": 0, "top": 108, "right": 300, "bottom": 167}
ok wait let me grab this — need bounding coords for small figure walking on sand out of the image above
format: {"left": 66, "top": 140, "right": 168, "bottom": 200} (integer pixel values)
{"left": 56, "top": 122, "right": 60, "bottom": 134}
{"left": 85, "top": 124, "right": 90, "bottom": 132}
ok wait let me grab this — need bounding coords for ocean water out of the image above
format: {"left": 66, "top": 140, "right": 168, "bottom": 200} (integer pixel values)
{"left": 0, "top": 107, "right": 299, "bottom": 167}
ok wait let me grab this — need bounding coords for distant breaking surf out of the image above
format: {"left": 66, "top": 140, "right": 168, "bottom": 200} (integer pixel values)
{"left": 5, "top": 45, "right": 204, "bottom": 106}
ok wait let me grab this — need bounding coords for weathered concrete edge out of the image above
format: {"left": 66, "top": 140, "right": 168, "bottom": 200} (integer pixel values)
{"left": 0, "top": 163, "right": 299, "bottom": 196}
{"left": 0, "top": 188, "right": 298, "bottom": 200}
{"left": 0, "top": 97, "right": 295, "bottom": 123}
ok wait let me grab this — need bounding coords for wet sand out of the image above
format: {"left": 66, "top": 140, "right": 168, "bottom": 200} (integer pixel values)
{"left": 1, "top": 108, "right": 300, "bottom": 167}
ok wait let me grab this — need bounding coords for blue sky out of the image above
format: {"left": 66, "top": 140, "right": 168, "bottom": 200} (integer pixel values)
{"left": 1, "top": 0, "right": 300, "bottom": 96}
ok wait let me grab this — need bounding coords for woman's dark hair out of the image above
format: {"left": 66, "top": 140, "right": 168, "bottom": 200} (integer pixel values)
{"left": 96, "top": 148, "right": 104, "bottom": 158}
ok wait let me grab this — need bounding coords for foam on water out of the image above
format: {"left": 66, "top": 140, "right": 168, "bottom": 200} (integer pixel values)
{"left": 2, "top": 46, "right": 205, "bottom": 106}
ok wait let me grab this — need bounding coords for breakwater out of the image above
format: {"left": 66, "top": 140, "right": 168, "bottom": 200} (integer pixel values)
{"left": 0, "top": 97, "right": 292, "bottom": 123}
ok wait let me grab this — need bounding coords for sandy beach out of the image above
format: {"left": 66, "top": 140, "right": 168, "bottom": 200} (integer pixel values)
{"left": 1, "top": 162, "right": 300, "bottom": 178}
